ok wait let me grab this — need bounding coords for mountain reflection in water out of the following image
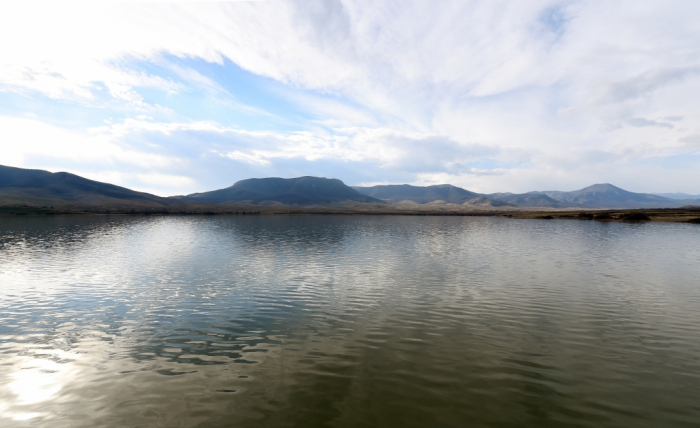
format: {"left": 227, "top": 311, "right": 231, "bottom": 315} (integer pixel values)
{"left": 1, "top": 215, "right": 700, "bottom": 427}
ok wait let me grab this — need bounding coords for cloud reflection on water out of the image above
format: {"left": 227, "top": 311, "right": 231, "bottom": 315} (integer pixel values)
{"left": 1, "top": 216, "right": 700, "bottom": 427}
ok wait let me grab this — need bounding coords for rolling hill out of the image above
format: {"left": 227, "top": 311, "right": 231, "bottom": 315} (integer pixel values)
{"left": 177, "top": 176, "right": 383, "bottom": 205}
{"left": 0, "top": 164, "right": 179, "bottom": 208}
{"left": 4, "top": 164, "right": 698, "bottom": 211}
{"left": 530, "top": 184, "right": 699, "bottom": 208}
{"left": 352, "top": 184, "right": 509, "bottom": 206}
{"left": 487, "top": 193, "right": 575, "bottom": 208}
{"left": 655, "top": 192, "right": 700, "bottom": 200}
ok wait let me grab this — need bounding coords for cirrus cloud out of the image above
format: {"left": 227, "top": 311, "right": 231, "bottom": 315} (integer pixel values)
{"left": 1, "top": 0, "right": 699, "bottom": 194}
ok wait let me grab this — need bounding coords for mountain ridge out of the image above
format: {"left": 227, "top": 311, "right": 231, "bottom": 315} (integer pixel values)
{"left": 487, "top": 193, "right": 576, "bottom": 208}
{"left": 179, "top": 176, "right": 382, "bottom": 205}
{"left": 0, "top": 164, "right": 180, "bottom": 208}
{"left": 3, "top": 165, "right": 699, "bottom": 210}
{"left": 526, "top": 183, "right": 700, "bottom": 208}
{"left": 654, "top": 192, "right": 700, "bottom": 200}
{"left": 353, "top": 184, "right": 511, "bottom": 206}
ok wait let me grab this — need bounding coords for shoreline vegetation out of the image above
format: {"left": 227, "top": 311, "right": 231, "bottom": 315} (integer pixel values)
{"left": 2, "top": 205, "right": 699, "bottom": 224}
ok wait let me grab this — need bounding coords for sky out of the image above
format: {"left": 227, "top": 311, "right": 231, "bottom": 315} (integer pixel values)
{"left": 1, "top": 0, "right": 699, "bottom": 196}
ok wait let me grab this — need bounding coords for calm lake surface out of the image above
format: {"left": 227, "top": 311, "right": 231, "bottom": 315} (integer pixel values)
{"left": 1, "top": 215, "right": 699, "bottom": 427}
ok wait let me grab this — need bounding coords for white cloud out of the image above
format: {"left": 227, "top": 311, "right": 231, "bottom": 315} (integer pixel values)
{"left": 87, "top": 117, "right": 497, "bottom": 169}
{"left": 627, "top": 118, "right": 674, "bottom": 129}
{"left": 0, "top": 116, "right": 189, "bottom": 194}
{"left": 0, "top": 116, "right": 176, "bottom": 168}
{"left": 1, "top": 1, "right": 700, "bottom": 193}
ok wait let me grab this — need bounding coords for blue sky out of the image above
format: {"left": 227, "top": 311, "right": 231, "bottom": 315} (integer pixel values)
{"left": 1, "top": 0, "right": 699, "bottom": 196}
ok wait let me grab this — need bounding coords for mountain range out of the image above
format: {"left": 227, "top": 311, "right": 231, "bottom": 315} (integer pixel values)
{"left": 654, "top": 192, "right": 700, "bottom": 200}
{"left": 485, "top": 193, "right": 573, "bottom": 208}
{"left": 2, "top": 164, "right": 699, "bottom": 210}
{"left": 352, "top": 184, "right": 511, "bottom": 206}
{"left": 177, "top": 177, "right": 380, "bottom": 205}
{"left": 0, "top": 164, "right": 179, "bottom": 208}
{"left": 526, "top": 184, "right": 681, "bottom": 209}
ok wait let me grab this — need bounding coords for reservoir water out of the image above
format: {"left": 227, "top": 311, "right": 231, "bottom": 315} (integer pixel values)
{"left": 1, "top": 215, "right": 699, "bottom": 427}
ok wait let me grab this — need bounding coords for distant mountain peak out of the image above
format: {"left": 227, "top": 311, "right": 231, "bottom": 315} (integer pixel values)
{"left": 182, "top": 176, "right": 381, "bottom": 205}
{"left": 579, "top": 183, "right": 623, "bottom": 192}
{"left": 354, "top": 183, "right": 491, "bottom": 205}
{"left": 4, "top": 164, "right": 696, "bottom": 211}
{"left": 535, "top": 183, "right": 681, "bottom": 208}
{"left": 0, "top": 164, "right": 176, "bottom": 208}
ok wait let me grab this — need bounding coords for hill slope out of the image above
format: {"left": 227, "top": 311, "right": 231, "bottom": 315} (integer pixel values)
{"left": 533, "top": 184, "right": 697, "bottom": 208}
{"left": 0, "top": 165, "right": 178, "bottom": 208}
{"left": 179, "top": 177, "right": 382, "bottom": 205}
{"left": 488, "top": 193, "right": 575, "bottom": 208}
{"left": 353, "top": 184, "right": 503, "bottom": 205}
{"left": 655, "top": 192, "right": 700, "bottom": 200}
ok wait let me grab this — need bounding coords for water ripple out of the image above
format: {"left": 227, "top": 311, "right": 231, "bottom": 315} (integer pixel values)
{"left": 1, "top": 216, "right": 699, "bottom": 427}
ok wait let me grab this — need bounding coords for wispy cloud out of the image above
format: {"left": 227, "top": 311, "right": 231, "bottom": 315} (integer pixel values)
{"left": 1, "top": 0, "right": 699, "bottom": 194}
{"left": 627, "top": 117, "right": 674, "bottom": 129}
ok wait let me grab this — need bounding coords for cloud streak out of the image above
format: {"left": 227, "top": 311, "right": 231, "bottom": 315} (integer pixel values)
{"left": 1, "top": 0, "right": 699, "bottom": 194}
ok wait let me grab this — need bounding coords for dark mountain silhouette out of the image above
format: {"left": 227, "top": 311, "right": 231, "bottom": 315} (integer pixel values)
{"left": 490, "top": 184, "right": 700, "bottom": 208}
{"left": 531, "top": 183, "right": 698, "bottom": 208}
{"left": 178, "top": 176, "right": 382, "bottom": 205}
{"left": 4, "top": 164, "right": 698, "bottom": 211}
{"left": 0, "top": 164, "right": 178, "bottom": 208}
{"left": 352, "top": 184, "right": 506, "bottom": 205}
{"left": 488, "top": 193, "right": 575, "bottom": 208}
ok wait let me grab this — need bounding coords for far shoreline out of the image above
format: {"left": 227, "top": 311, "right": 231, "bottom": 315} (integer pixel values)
{"left": 2, "top": 205, "right": 699, "bottom": 224}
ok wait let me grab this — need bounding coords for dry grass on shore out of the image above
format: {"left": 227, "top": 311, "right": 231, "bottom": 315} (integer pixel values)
{"left": 502, "top": 208, "right": 700, "bottom": 223}
{"left": 2, "top": 204, "right": 700, "bottom": 224}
